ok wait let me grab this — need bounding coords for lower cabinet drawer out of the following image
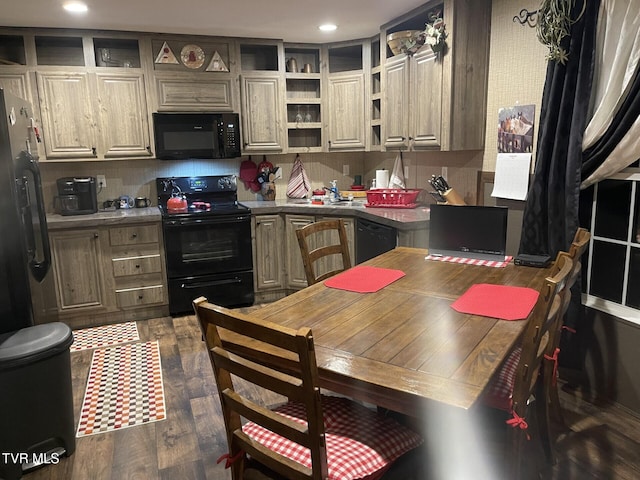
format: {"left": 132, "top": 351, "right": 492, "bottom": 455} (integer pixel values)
{"left": 112, "top": 254, "right": 162, "bottom": 277}
{"left": 115, "top": 285, "right": 165, "bottom": 308}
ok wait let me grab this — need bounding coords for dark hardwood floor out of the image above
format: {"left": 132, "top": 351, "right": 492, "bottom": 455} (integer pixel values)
{"left": 23, "top": 315, "right": 640, "bottom": 480}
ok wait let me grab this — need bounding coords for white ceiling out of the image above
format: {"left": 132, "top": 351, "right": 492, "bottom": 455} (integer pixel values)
{"left": 2, "top": 0, "right": 428, "bottom": 44}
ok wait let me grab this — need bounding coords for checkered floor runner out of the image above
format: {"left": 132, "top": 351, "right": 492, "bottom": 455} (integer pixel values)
{"left": 71, "top": 322, "right": 139, "bottom": 352}
{"left": 76, "top": 341, "right": 166, "bottom": 437}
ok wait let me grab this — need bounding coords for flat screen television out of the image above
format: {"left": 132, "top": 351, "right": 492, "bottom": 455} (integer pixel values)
{"left": 428, "top": 205, "right": 508, "bottom": 261}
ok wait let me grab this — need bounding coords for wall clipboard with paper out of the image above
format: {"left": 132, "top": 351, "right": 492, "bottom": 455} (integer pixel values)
{"left": 492, "top": 104, "right": 535, "bottom": 201}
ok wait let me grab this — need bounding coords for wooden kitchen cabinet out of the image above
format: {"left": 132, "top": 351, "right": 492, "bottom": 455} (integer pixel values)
{"left": 151, "top": 37, "right": 237, "bottom": 112}
{"left": 381, "top": 0, "right": 490, "bottom": 151}
{"left": 94, "top": 72, "right": 152, "bottom": 158}
{"left": 326, "top": 73, "right": 366, "bottom": 150}
{"left": 0, "top": 72, "right": 32, "bottom": 103}
{"left": 284, "top": 214, "right": 315, "bottom": 289}
{"left": 108, "top": 223, "right": 167, "bottom": 310}
{"left": 36, "top": 71, "right": 152, "bottom": 159}
{"left": 326, "top": 42, "right": 367, "bottom": 151}
{"left": 50, "top": 228, "right": 110, "bottom": 315}
{"left": 155, "top": 75, "right": 234, "bottom": 111}
{"left": 49, "top": 221, "right": 168, "bottom": 328}
{"left": 383, "top": 48, "right": 442, "bottom": 149}
{"left": 240, "top": 73, "right": 285, "bottom": 152}
{"left": 253, "top": 215, "right": 285, "bottom": 298}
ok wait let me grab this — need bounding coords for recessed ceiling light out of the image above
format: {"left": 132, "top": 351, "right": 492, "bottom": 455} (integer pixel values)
{"left": 63, "top": 2, "right": 88, "bottom": 13}
{"left": 319, "top": 24, "right": 338, "bottom": 32}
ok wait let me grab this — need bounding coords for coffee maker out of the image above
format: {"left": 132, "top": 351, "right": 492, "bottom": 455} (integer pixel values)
{"left": 55, "top": 177, "right": 98, "bottom": 215}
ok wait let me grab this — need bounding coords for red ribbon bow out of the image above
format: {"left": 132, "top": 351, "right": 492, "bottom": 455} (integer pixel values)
{"left": 544, "top": 347, "right": 561, "bottom": 386}
{"left": 506, "top": 411, "right": 531, "bottom": 440}
{"left": 216, "top": 450, "right": 245, "bottom": 469}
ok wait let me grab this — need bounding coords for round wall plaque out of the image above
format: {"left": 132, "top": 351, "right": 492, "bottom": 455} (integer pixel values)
{"left": 180, "top": 44, "right": 205, "bottom": 69}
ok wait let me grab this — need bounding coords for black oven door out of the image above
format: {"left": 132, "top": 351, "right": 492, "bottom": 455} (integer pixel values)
{"left": 163, "top": 214, "right": 252, "bottom": 278}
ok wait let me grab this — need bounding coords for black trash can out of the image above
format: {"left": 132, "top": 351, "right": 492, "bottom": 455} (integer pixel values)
{"left": 0, "top": 323, "right": 75, "bottom": 480}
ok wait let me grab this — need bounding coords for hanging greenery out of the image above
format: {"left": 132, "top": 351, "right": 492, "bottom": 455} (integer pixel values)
{"left": 536, "top": 0, "right": 586, "bottom": 64}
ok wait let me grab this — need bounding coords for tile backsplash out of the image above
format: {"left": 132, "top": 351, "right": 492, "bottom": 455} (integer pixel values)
{"left": 39, "top": 150, "right": 482, "bottom": 212}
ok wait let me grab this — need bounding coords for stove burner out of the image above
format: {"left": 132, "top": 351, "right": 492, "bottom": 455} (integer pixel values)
{"left": 191, "top": 201, "right": 211, "bottom": 211}
{"left": 156, "top": 175, "right": 250, "bottom": 218}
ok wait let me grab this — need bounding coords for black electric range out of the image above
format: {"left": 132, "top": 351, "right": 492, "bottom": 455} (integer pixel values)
{"left": 155, "top": 176, "right": 254, "bottom": 314}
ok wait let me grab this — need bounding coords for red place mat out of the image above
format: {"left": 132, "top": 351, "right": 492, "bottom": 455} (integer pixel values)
{"left": 324, "top": 266, "right": 405, "bottom": 293}
{"left": 451, "top": 283, "right": 539, "bottom": 321}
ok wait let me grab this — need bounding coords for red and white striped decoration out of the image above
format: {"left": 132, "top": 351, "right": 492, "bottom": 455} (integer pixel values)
{"left": 286, "top": 154, "right": 310, "bottom": 198}
{"left": 425, "top": 254, "right": 513, "bottom": 268}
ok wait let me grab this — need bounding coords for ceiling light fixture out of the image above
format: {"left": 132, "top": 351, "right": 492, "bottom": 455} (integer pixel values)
{"left": 63, "top": 2, "right": 88, "bottom": 13}
{"left": 319, "top": 24, "right": 338, "bottom": 32}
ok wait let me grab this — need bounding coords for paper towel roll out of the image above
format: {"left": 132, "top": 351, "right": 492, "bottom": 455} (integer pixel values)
{"left": 375, "top": 169, "right": 389, "bottom": 189}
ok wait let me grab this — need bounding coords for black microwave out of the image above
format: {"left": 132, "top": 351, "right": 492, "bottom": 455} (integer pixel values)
{"left": 153, "top": 112, "right": 241, "bottom": 160}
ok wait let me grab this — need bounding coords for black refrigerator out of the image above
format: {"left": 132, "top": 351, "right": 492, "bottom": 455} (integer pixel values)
{"left": 0, "top": 89, "right": 58, "bottom": 334}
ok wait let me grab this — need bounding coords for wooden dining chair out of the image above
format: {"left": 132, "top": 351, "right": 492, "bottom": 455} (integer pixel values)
{"left": 295, "top": 219, "right": 351, "bottom": 286}
{"left": 481, "top": 254, "right": 573, "bottom": 479}
{"left": 543, "top": 227, "right": 590, "bottom": 431}
{"left": 193, "top": 296, "right": 423, "bottom": 480}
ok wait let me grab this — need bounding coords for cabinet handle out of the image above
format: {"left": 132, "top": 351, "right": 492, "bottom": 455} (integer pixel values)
{"left": 93, "top": 233, "right": 99, "bottom": 238}
{"left": 92, "top": 146, "right": 97, "bottom": 156}
{"left": 408, "top": 136, "right": 414, "bottom": 141}
{"left": 135, "top": 264, "right": 140, "bottom": 269}
{"left": 146, "top": 145, "right": 152, "bottom": 153}
{"left": 138, "top": 295, "right": 144, "bottom": 300}
{"left": 132, "top": 233, "right": 138, "bottom": 238}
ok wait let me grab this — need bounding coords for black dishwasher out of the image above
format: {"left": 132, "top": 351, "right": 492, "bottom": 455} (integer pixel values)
{"left": 356, "top": 218, "right": 397, "bottom": 264}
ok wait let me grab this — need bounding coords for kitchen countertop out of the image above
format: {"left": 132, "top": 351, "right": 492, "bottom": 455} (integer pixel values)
{"left": 46, "top": 201, "right": 430, "bottom": 232}
{"left": 46, "top": 207, "right": 162, "bottom": 230}
{"left": 241, "top": 199, "right": 430, "bottom": 231}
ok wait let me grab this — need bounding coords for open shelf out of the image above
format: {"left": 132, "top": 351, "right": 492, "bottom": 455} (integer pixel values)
{"left": 94, "top": 38, "right": 140, "bottom": 68}
{"left": 287, "top": 127, "right": 322, "bottom": 149}
{"left": 286, "top": 77, "right": 321, "bottom": 100}
{"left": 328, "top": 44, "right": 363, "bottom": 73}
{"left": 284, "top": 46, "right": 320, "bottom": 74}
{"left": 240, "top": 44, "right": 278, "bottom": 71}
{"left": 35, "top": 36, "right": 84, "bottom": 66}
{"left": 286, "top": 104, "right": 320, "bottom": 124}
{"left": 0, "top": 35, "right": 26, "bottom": 65}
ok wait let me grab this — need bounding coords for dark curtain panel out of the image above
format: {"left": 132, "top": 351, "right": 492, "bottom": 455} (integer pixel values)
{"left": 518, "top": 0, "right": 600, "bottom": 258}
{"left": 518, "top": 0, "right": 601, "bottom": 371}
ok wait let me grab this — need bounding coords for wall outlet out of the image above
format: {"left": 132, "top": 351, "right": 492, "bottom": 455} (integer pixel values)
{"left": 97, "top": 175, "right": 106, "bottom": 188}
{"left": 343, "top": 164, "right": 350, "bottom": 176}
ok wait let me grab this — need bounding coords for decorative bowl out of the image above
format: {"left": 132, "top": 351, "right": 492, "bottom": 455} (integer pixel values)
{"left": 386, "top": 30, "right": 423, "bottom": 56}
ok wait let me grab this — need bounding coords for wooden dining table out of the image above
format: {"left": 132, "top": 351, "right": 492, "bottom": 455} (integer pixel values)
{"left": 240, "top": 247, "right": 554, "bottom": 416}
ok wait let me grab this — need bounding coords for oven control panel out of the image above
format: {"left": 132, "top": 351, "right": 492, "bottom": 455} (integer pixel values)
{"left": 189, "top": 178, "right": 208, "bottom": 191}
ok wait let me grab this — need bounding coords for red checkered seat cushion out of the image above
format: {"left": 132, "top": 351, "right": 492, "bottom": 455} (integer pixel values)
{"left": 482, "top": 346, "right": 522, "bottom": 411}
{"left": 242, "top": 395, "right": 423, "bottom": 480}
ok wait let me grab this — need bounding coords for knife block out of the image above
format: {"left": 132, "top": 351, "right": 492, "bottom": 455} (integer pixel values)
{"left": 442, "top": 188, "right": 466, "bottom": 205}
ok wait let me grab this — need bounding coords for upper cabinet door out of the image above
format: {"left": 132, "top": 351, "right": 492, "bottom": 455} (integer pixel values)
{"left": 382, "top": 55, "right": 409, "bottom": 150}
{"left": 95, "top": 72, "right": 152, "bottom": 158}
{"left": 36, "top": 72, "right": 97, "bottom": 159}
{"left": 411, "top": 49, "right": 442, "bottom": 149}
{"left": 0, "top": 73, "right": 30, "bottom": 101}
{"left": 240, "top": 74, "right": 284, "bottom": 152}
{"left": 327, "top": 73, "right": 366, "bottom": 150}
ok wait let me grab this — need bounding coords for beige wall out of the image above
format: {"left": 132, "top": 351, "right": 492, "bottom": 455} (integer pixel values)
{"left": 482, "top": 0, "right": 549, "bottom": 172}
